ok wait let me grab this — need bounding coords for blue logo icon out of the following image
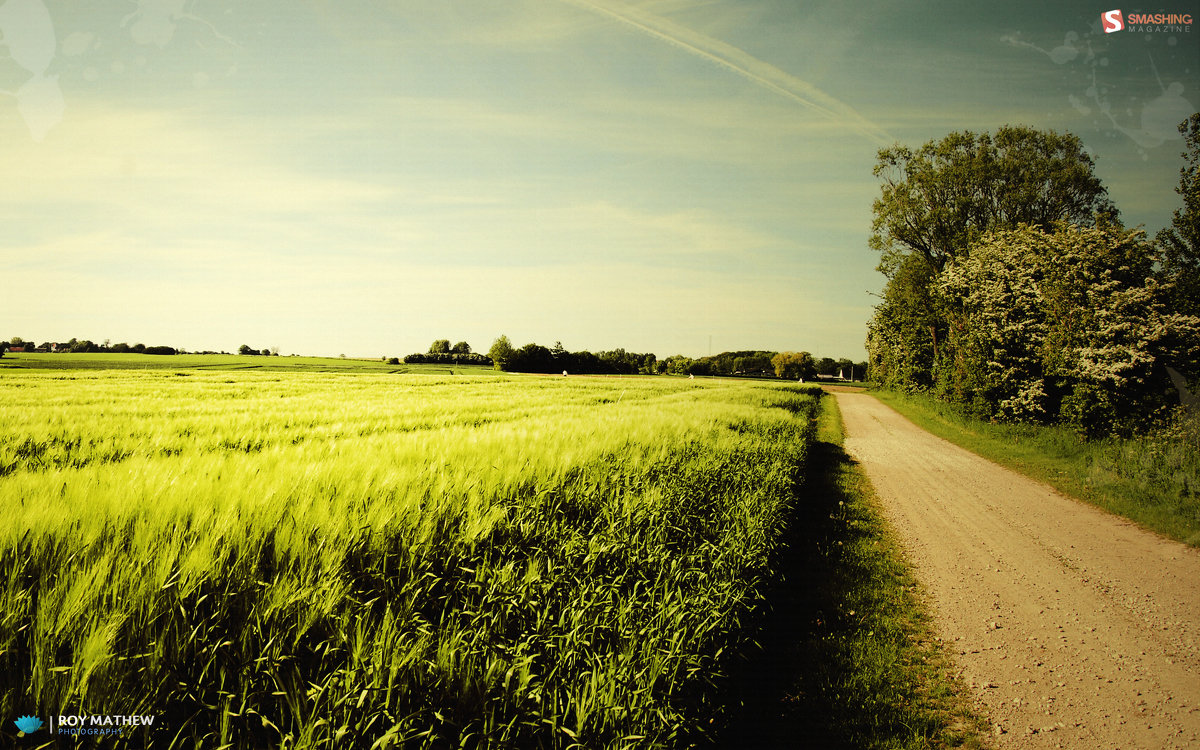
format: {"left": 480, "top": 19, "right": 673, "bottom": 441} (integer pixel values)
{"left": 14, "top": 716, "right": 43, "bottom": 734}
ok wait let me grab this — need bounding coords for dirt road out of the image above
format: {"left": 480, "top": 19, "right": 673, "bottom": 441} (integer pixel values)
{"left": 833, "top": 391, "right": 1200, "bottom": 749}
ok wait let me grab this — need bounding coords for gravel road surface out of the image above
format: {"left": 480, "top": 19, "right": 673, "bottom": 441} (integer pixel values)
{"left": 834, "top": 391, "right": 1200, "bottom": 749}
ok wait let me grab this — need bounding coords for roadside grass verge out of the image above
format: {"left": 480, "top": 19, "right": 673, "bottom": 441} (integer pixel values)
{"left": 718, "top": 394, "right": 990, "bottom": 749}
{"left": 870, "top": 390, "right": 1200, "bottom": 547}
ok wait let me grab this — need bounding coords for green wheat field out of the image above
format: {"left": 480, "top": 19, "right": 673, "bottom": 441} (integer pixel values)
{"left": 0, "top": 368, "right": 819, "bottom": 748}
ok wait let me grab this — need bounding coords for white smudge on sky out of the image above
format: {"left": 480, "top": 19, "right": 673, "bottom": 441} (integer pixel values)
{"left": 0, "top": 0, "right": 61, "bottom": 140}
{"left": 1003, "top": 21, "right": 1195, "bottom": 152}
{"left": 1, "top": 0, "right": 234, "bottom": 141}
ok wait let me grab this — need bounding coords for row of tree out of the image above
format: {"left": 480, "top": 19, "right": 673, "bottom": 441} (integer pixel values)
{"left": 0, "top": 337, "right": 292, "bottom": 357}
{"left": 238, "top": 345, "right": 280, "bottom": 356}
{"left": 656, "top": 351, "right": 866, "bottom": 379}
{"left": 403, "top": 352, "right": 493, "bottom": 365}
{"left": 428, "top": 340, "right": 473, "bottom": 355}
{"left": 486, "top": 337, "right": 658, "bottom": 375}
{"left": 866, "top": 120, "right": 1200, "bottom": 437}
{"left": 400, "top": 340, "right": 492, "bottom": 366}
{"left": 481, "top": 337, "right": 867, "bottom": 379}
{"left": 4, "top": 334, "right": 866, "bottom": 378}
{"left": 1, "top": 337, "right": 178, "bottom": 355}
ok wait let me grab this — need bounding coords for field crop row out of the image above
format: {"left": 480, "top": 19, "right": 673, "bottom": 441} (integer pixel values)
{"left": 0, "top": 371, "right": 819, "bottom": 748}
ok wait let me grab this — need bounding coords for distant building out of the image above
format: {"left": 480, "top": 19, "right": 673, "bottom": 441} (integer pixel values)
{"left": 814, "top": 373, "right": 847, "bottom": 382}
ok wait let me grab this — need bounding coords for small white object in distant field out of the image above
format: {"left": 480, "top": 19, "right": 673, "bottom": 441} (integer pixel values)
{"left": 562, "top": 370, "right": 568, "bottom": 376}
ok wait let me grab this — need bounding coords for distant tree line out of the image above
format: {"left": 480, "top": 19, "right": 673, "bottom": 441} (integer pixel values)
{"left": 485, "top": 336, "right": 866, "bottom": 379}
{"left": 486, "top": 337, "right": 656, "bottom": 375}
{"left": 655, "top": 350, "right": 865, "bottom": 379}
{"left": 670, "top": 350, "right": 777, "bottom": 377}
{"left": 1, "top": 337, "right": 179, "bottom": 355}
{"left": 866, "top": 121, "right": 1200, "bottom": 437}
{"left": 238, "top": 345, "right": 280, "bottom": 356}
{"left": 401, "top": 340, "right": 492, "bottom": 366}
{"left": 3, "top": 331, "right": 869, "bottom": 382}
{"left": 404, "top": 352, "right": 493, "bottom": 365}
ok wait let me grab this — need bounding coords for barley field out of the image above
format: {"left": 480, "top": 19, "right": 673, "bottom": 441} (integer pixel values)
{"left": 0, "top": 369, "right": 818, "bottom": 748}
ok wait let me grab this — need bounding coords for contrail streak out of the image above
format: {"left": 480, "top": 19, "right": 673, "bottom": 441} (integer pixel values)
{"left": 556, "top": 0, "right": 894, "bottom": 147}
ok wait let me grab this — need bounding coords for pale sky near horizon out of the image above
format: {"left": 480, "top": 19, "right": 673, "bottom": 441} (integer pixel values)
{"left": 2, "top": 0, "right": 1197, "bottom": 359}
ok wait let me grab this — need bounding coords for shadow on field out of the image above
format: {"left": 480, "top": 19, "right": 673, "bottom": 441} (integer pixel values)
{"left": 713, "top": 436, "right": 872, "bottom": 750}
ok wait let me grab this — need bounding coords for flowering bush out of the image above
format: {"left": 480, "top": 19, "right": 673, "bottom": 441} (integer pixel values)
{"left": 936, "top": 223, "right": 1200, "bottom": 436}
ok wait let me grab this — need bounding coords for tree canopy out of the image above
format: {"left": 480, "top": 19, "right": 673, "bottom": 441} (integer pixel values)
{"left": 488, "top": 336, "right": 515, "bottom": 371}
{"left": 771, "top": 351, "right": 816, "bottom": 380}
{"left": 1156, "top": 113, "right": 1200, "bottom": 320}
{"left": 867, "top": 121, "right": 1200, "bottom": 437}
{"left": 871, "top": 126, "right": 1117, "bottom": 275}
{"left": 865, "top": 252, "right": 941, "bottom": 391}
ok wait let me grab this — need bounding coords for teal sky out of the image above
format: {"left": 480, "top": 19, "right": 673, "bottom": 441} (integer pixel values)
{"left": 2, "top": 0, "right": 1197, "bottom": 359}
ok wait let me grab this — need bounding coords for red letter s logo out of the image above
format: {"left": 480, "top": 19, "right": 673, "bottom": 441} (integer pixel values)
{"left": 1102, "top": 9, "right": 1124, "bottom": 33}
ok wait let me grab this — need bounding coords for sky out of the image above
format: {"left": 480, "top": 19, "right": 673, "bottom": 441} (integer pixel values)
{"left": 1, "top": 0, "right": 1197, "bottom": 359}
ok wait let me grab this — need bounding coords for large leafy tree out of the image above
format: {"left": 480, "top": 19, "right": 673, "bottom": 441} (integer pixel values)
{"left": 487, "top": 335, "right": 514, "bottom": 371}
{"left": 770, "top": 351, "right": 816, "bottom": 380}
{"left": 868, "top": 126, "right": 1118, "bottom": 395}
{"left": 1156, "top": 113, "right": 1200, "bottom": 320}
{"left": 871, "top": 126, "right": 1117, "bottom": 275}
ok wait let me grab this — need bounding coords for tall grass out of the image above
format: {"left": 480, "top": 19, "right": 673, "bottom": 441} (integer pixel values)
{"left": 0, "top": 371, "right": 819, "bottom": 748}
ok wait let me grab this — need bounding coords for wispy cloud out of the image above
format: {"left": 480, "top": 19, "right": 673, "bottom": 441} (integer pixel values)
{"left": 554, "top": 0, "right": 894, "bottom": 146}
